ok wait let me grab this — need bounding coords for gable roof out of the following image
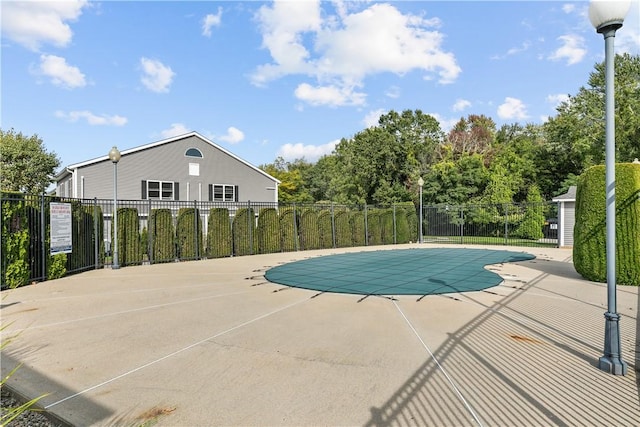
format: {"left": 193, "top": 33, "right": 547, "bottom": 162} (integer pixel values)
{"left": 56, "top": 131, "right": 280, "bottom": 184}
{"left": 552, "top": 185, "right": 576, "bottom": 202}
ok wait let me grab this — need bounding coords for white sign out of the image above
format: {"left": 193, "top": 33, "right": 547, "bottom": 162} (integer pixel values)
{"left": 50, "top": 202, "right": 72, "bottom": 254}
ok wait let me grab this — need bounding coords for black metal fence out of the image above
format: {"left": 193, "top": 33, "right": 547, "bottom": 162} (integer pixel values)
{"left": 1, "top": 193, "right": 558, "bottom": 288}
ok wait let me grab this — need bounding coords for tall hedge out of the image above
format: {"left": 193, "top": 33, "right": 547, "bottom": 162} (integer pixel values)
{"left": 149, "top": 208, "right": 175, "bottom": 262}
{"left": 258, "top": 208, "right": 281, "bottom": 254}
{"left": 233, "top": 207, "right": 257, "bottom": 256}
{"left": 206, "top": 208, "right": 232, "bottom": 258}
{"left": 380, "top": 209, "right": 395, "bottom": 245}
{"left": 299, "top": 209, "right": 320, "bottom": 250}
{"left": 317, "top": 210, "right": 334, "bottom": 249}
{"left": 394, "top": 206, "right": 410, "bottom": 244}
{"left": 352, "top": 211, "right": 366, "bottom": 247}
{"left": 1, "top": 193, "right": 29, "bottom": 288}
{"left": 114, "top": 207, "right": 142, "bottom": 266}
{"left": 279, "top": 207, "right": 299, "bottom": 252}
{"left": 573, "top": 163, "right": 640, "bottom": 285}
{"left": 406, "top": 207, "right": 418, "bottom": 242}
{"left": 176, "top": 208, "right": 203, "bottom": 260}
{"left": 334, "top": 211, "right": 353, "bottom": 247}
{"left": 367, "top": 210, "right": 382, "bottom": 246}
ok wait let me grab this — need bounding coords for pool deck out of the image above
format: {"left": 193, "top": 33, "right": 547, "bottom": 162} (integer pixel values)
{"left": 1, "top": 244, "right": 639, "bottom": 426}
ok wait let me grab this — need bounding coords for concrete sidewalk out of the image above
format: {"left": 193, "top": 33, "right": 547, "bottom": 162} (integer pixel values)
{"left": 1, "top": 244, "right": 638, "bottom": 426}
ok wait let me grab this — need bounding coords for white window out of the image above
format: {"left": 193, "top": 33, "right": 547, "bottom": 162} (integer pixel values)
{"left": 209, "top": 184, "right": 236, "bottom": 202}
{"left": 145, "top": 180, "right": 177, "bottom": 200}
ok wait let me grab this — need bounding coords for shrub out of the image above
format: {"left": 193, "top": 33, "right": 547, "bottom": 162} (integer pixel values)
{"left": 334, "top": 211, "right": 353, "bottom": 247}
{"left": 299, "top": 209, "right": 320, "bottom": 250}
{"left": 573, "top": 163, "right": 640, "bottom": 285}
{"left": 149, "top": 209, "right": 175, "bottom": 262}
{"left": 176, "top": 208, "right": 203, "bottom": 260}
{"left": 206, "top": 208, "right": 232, "bottom": 258}
{"left": 317, "top": 210, "right": 334, "bottom": 249}
{"left": 367, "top": 209, "right": 382, "bottom": 245}
{"left": 406, "top": 206, "right": 418, "bottom": 242}
{"left": 257, "top": 208, "right": 281, "bottom": 254}
{"left": 394, "top": 205, "right": 410, "bottom": 244}
{"left": 381, "top": 209, "right": 395, "bottom": 244}
{"left": 47, "top": 253, "right": 67, "bottom": 280}
{"left": 512, "top": 185, "right": 545, "bottom": 240}
{"left": 279, "top": 207, "right": 299, "bottom": 252}
{"left": 233, "top": 207, "right": 257, "bottom": 256}
{"left": 114, "top": 207, "right": 142, "bottom": 266}
{"left": 1, "top": 193, "right": 29, "bottom": 288}
{"left": 352, "top": 211, "right": 366, "bottom": 246}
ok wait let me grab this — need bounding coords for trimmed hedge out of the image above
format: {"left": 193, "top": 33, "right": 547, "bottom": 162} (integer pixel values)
{"left": 394, "top": 206, "right": 410, "bottom": 244}
{"left": 206, "top": 208, "right": 232, "bottom": 258}
{"left": 381, "top": 209, "right": 395, "bottom": 245}
{"left": 149, "top": 208, "right": 175, "bottom": 262}
{"left": 406, "top": 207, "right": 418, "bottom": 242}
{"left": 573, "top": 163, "right": 640, "bottom": 285}
{"left": 114, "top": 207, "right": 142, "bottom": 266}
{"left": 334, "top": 211, "right": 353, "bottom": 248}
{"left": 352, "top": 211, "right": 367, "bottom": 246}
{"left": 367, "top": 210, "right": 382, "bottom": 246}
{"left": 233, "top": 207, "right": 257, "bottom": 256}
{"left": 317, "top": 210, "right": 334, "bottom": 249}
{"left": 176, "top": 208, "right": 203, "bottom": 260}
{"left": 258, "top": 208, "right": 281, "bottom": 254}
{"left": 279, "top": 207, "right": 299, "bottom": 252}
{"left": 299, "top": 209, "right": 320, "bottom": 250}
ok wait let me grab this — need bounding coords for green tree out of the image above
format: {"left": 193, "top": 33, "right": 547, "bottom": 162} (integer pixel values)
{"left": 260, "top": 157, "right": 314, "bottom": 203}
{"left": 541, "top": 53, "right": 640, "bottom": 196}
{"left": 0, "top": 129, "right": 60, "bottom": 193}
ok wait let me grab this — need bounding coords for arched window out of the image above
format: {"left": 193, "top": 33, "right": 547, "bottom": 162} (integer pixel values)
{"left": 185, "top": 148, "right": 203, "bottom": 158}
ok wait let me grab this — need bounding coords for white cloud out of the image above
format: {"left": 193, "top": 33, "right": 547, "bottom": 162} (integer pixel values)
{"left": 55, "top": 110, "right": 127, "bottom": 126}
{"left": 546, "top": 93, "right": 569, "bottom": 108}
{"left": 35, "top": 54, "right": 86, "bottom": 89}
{"left": 160, "top": 123, "right": 190, "bottom": 138}
{"left": 385, "top": 86, "right": 400, "bottom": 99}
{"left": 1, "top": 0, "right": 88, "bottom": 51}
{"left": 491, "top": 41, "right": 531, "bottom": 60}
{"left": 202, "top": 8, "right": 223, "bottom": 37}
{"left": 140, "top": 57, "right": 175, "bottom": 93}
{"left": 217, "top": 127, "right": 245, "bottom": 144}
{"left": 452, "top": 99, "right": 471, "bottom": 112}
{"left": 497, "top": 97, "right": 529, "bottom": 120}
{"left": 363, "top": 109, "right": 386, "bottom": 128}
{"left": 252, "top": 1, "right": 460, "bottom": 106}
{"left": 548, "top": 34, "right": 586, "bottom": 65}
{"left": 428, "top": 113, "right": 458, "bottom": 132}
{"left": 294, "top": 83, "right": 366, "bottom": 107}
{"left": 562, "top": 4, "right": 576, "bottom": 14}
{"left": 277, "top": 140, "right": 338, "bottom": 162}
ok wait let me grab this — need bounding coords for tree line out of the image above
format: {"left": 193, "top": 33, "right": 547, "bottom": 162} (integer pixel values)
{"left": 260, "top": 54, "right": 640, "bottom": 206}
{"left": 1, "top": 54, "right": 638, "bottom": 203}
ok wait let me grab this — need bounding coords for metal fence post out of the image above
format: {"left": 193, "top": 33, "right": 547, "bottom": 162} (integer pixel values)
{"left": 248, "top": 200, "right": 253, "bottom": 255}
{"left": 193, "top": 200, "right": 199, "bottom": 260}
{"left": 331, "top": 203, "right": 336, "bottom": 248}
{"left": 94, "top": 198, "right": 99, "bottom": 269}
{"left": 41, "top": 194, "right": 47, "bottom": 280}
{"left": 460, "top": 207, "right": 464, "bottom": 245}
{"left": 293, "top": 203, "right": 299, "bottom": 252}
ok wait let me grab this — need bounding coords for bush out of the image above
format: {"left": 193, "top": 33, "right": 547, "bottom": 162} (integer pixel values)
{"left": 406, "top": 206, "right": 418, "bottom": 242}
{"left": 206, "top": 208, "right": 232, "bottom": 258}
{"left": 334, "top": 211, "right": 353, "bottom": 248}
{"left": 352, "top": 211, "right": 366, "bottom": 246}
{"left": 176, "top": 208, "right": 203, "bottom": 260}
{"left": 279, "top": 207, "right": 299, "bottom": 252}
{"left": 149, "top": 209, "right": 175, "bottom": 262}
{"left": 233, "top": 207, "right": 257, "bottom": 256}
{"left": 512, "top": 186, "right": 545, "bottom": 240}
{"left": 47, "top": 253, "right": 67, "bottom": 280}
{"left": 367, "top": 209, "right": 382, "bottom": 246}
{"left": 394, "top": 205, "right": 410, "bottom": 244}
{"left": 299, "top": 209, "right": 320, "bottom": 250}
{"left": 257, "top": 208, "right": 281, "bottom": 254}
{"left": 114, "top": 207, "right": 142, "bottom": 266}
{"left": 1, "top": 193, "right": 29, "bottom": 288}
{"left": 317, "top": 210, "right": 334, "bottom": 249}
{"left": 381, "top": 209, "right": 395, "bottom": 244}
{"left": 573, "top": 163, "right": 640, "bottom": 285}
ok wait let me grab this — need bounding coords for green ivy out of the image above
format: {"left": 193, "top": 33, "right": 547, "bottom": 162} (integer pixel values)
{"left": 1, "top": 194, "right": 30, "bottom": 288}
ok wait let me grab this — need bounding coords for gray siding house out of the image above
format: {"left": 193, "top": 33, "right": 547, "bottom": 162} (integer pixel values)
{"left": 55, "top": 132, "right": 279, "bottom": 203}
{"left": 552, "top": 186, "right": 576, "bottom": 247}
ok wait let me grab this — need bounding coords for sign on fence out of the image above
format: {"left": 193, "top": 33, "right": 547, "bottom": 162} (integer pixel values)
{"left": 50, "top": 202, "right": 72, "bottom": 254}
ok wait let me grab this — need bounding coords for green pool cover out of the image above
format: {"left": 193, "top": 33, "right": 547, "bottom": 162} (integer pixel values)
{"left": 265, "top": 248, "right": 535, "bottom": 296}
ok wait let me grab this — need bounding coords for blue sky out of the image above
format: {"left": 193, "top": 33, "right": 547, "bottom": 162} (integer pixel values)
{"left": 2, "top": 1, "right": 639, "bottom": 170}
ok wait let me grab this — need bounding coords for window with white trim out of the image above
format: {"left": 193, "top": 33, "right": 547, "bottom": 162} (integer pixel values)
{"left": 142, "top": 180, "right": 179, "bottom": 200}
{"left": 185, "top": 148, "right": 203, "bottom": 158}
{"left": 209, "top": 184, "right": 237, "bottom": 202}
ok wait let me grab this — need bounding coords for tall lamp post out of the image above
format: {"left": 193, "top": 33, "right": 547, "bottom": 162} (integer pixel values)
{"left": 589, "top": 0, "right": 631, "bottom": 376}
{"left": 418, "top": 177, "right": 424, "bottom": 244}
{"left": 108, "top": 146, "right": 121, "bottom": 270}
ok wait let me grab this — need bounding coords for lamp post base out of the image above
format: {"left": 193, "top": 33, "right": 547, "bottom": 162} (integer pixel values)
{"left": 598, "top": 311, "right": 627, "bottom": 375}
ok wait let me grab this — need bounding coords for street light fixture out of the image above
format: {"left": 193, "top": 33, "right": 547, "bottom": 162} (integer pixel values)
{"left": 108, "top": 146, "right": 121, "bottom": 270}
{"left": 588, "top": 0, "right": 631, "bottom": 376}
{"left": 417, "top": 177, "right": 424, "bottom": 244}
